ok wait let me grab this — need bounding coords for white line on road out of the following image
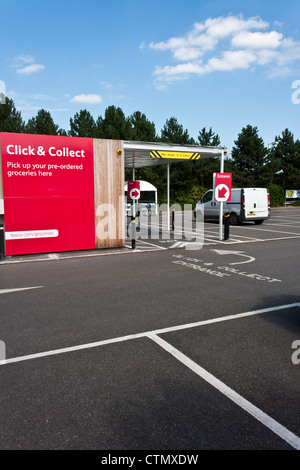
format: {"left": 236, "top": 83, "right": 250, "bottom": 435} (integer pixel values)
{"left": 1, "top": 303, "right": 300, "bottom": 447}
{"left": 138, "top": 240, "right": 167, "bottom": 250}
{"left": 1, "top": 303, "right": 299, "bottom": 366}
{"left": 0, "top": 286, "right": 43, "bottom": 295}
{"left": 266, "top": 224, "right": 300, "bottom": 228}
{"left": 148, "top": 332, "right": 300, "bottom": 450}
{"left": 242, "top": 226, "right": 300, "bottom": 236}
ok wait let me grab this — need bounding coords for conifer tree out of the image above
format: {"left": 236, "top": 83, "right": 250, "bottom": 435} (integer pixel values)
{"left": 0, "top": 97, "right": 25, "bottom": 133}
{"left": 26, "top": 109, "right": 65, "bottom": 135}
{"left": 69, "top": 109, "right": 95, "bottom": 137}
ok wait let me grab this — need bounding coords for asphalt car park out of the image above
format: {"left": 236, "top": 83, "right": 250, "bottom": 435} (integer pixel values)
{"left": 0, "top": 208, "right": 300, "bottom": 451}
{"left": 130, "top": 207, "right": 300, "bottom": 251}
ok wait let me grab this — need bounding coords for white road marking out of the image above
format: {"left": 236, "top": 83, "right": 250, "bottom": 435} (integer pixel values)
{"left": 211, "top": 249, "right": 256, "bottom": 265}
{"left": 209, "top": 236, "right": 300, "bottom": 245}
{"left": 243, "top": 226, "right": 300, "bottom": 236}
{"left": 0, "top": 286, "right": 43, "bottom": 295}
{"left": 148, "top": 332, "right": 300, "bottom": 450}
{"left": 266, "top": 224, "right": 300, "bottom": 228}
{"left": 138, "top": 240, "right": 167, "bottom": 250}
{"left": 1, "top": 303, "right": 299, "bottom": 447}
{"left": 1, "top": 303, "right": 299, "bottom": 365}
{"left": 204, "top": 229, "right": 260, "bottom": 241}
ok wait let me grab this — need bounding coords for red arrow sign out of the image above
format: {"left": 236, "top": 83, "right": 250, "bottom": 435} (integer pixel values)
{"left": 130, "top": 189, "right": 140, "bottom": 199}
{"left": 218, "top": 186, "right": 228, "bottom": 199}
{"left": 128, "top": 181, "right": 141, "bottom": 200}
{"left": 214, "top": 173, "right": 232, "bottom": 202}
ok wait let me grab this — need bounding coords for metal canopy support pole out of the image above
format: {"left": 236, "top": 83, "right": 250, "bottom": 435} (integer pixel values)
{"left": 219, "top": 150, "right": 224, "bottom": 241}
{"left": 132, "top": 163, "right": 135, "bottom": 217}
{"left": 220, "top": 149, "right": 224, "bottom": 173}
{"left": 167, "top": 163, "right": 170, "bottom": 231}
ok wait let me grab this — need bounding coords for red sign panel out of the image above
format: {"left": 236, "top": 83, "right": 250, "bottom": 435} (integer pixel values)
{"left": 0, "top": 133, "right": 95, "bottom": 255}
{"left": 214, "top": 173, "right": 232, "bottom": 202}
{"left": 128, "top": 181, "right": 140, "bottom": 200}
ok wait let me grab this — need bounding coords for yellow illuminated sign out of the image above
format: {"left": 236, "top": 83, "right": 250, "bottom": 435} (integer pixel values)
{"left": 150, "top": 151, "right": 201, "bottom": 160}
{"left": 286, "top": 190, "right": 300, "bottom": 198}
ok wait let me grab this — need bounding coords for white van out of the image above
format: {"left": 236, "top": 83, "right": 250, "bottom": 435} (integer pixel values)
{"left": 194, "top": 188, "right": 270, "bottom": 225}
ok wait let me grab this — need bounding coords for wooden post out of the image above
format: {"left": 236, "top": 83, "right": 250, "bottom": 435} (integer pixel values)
{"left": 93, "top": 139, "right": 125, "bottom": 248}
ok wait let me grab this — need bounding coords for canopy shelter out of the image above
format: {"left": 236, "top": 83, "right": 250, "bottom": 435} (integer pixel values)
{"left": 123, "top": 141, "right": 228, "bottom": 233}
{"left": 123, "top": 141, "right": 227, "bottom": 169}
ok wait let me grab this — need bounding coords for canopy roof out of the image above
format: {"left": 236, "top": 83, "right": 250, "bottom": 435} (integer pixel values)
{"left": 123, "top": 141, "right": 227, "bottom": 169}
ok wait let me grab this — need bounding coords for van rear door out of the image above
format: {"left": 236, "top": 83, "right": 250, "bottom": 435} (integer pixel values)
{"left": 243, "top": 188, "right": 269, "bottom": 221}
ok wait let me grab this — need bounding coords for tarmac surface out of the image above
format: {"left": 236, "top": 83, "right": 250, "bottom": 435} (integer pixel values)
{"left": 0, "top": 208, "right": 300, "bottom": 453}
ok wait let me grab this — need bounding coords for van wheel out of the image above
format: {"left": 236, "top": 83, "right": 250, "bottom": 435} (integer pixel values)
{"left": 230, "top": 213, "right": 239, "bottom": 226}
{"left": 254, "top": 220, "right": 264, "bottom": 225}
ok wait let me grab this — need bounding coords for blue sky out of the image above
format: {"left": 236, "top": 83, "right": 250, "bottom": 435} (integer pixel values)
{"left": 1, "top": 0, "right": 300, "bottom": 153}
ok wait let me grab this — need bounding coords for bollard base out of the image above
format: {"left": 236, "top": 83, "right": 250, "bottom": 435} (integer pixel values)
{"left": 224, "top": 213, "right": 230, "bottom": 241}
{"left": 131, "top": 218, "right": 136, "bottom": 249}
{"left": 0, "top": 224, "right": 5, "bottom": 260}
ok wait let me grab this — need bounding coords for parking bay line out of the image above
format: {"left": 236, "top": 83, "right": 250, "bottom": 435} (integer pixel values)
{"left": 266, "top": 223, "right": 300, "bottom": 228}
{"left": 1, "top": 303, "right": 300, "bottom": 447}
{"left": 207, "top": 235, "right": 300, "bottom": 245}
{"left": 139, "top": 222, "right": 255, "bottom": 245}
{"left": 1, "top": 303, "right": 299, "bottom": 366}
{"left": 1, "top": 302, "right": 299, "bottom": 448}
{"left": 242, "top": 226, "right": 300, "bottom": 237}
{"left": 138, "top": 221, "right": 275, "bottom": 245}
{"left": 148, "top": 332, "right": 300, "bottom": 450}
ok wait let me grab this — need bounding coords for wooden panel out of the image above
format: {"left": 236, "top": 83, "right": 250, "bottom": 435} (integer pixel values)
{"left": 93, "top": 139, "right": 125, "bottom": 248}
{"left": 0, "top": 137, "right": 3, "bottom": 199}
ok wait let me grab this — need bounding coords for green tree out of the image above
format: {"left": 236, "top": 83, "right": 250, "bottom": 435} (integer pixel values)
{"left": 197, "top": 127, "right": 221, "bottom": 146}
{"left": 268, "top": 129, "right": 300, "bottom": 189}
{"left": 231, "top": 125, "right": 268, "bottom": 186}
{"left": 195, "top": 127, "right": 222, "bottom": 187}
{"left": 129, "top": 111, "right": 157, "bottom": 142}
{"left": 95, "top": 105, "right": 132, "bottom": 140}
{"left": 69, "top": 109, "right": 95, "bottom": 137}
{"left": 0, "top": 97, "right": 25, "bottom": 133}
{"left": 158, "top": 117, "right": 196, "bottom": 200}
{"left": 160, "top": 117, "right": 194, "bottom": 144}
{"left": 126, "top": 111, "right": 159, "bottom": 184}
{"left": 26, "top": 109, "right": 65, "bottom": 135}
{"left": 267, "top": 183, "right": 285, "bottom": 206}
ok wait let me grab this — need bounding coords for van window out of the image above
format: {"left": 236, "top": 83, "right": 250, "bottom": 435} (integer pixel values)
{"left": 202, "top": 191, "right": 213, "bottom": 203}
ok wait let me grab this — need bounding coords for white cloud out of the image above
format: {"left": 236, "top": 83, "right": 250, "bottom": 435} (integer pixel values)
{"left": 206, "top": 50, "right": 257, "bottom": 72}
{"left": 231, "top": 31, "right": 283, "bottom": 49}
{"left": 194, "top": 15, "right": 268, "bottom": 39}
{"left": 16, "top": 64, "right": 45, "bottom": 75}
{"left": 145, "top": 14, "right": 300, "bottom": 86}
{"left": 70, "top": 94, "right": 102, "bottom": 104}
{"left": 14, "top": 54, "right": 35, "bottom": 65}
{"left": 13, "top": 55, "right": 45, "bottom": 75}
{"left": 153, "top": 62, "right": 205, "bottom": 83}
{"left": 149, "top": 15, "right": 268, "bottom": 61}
